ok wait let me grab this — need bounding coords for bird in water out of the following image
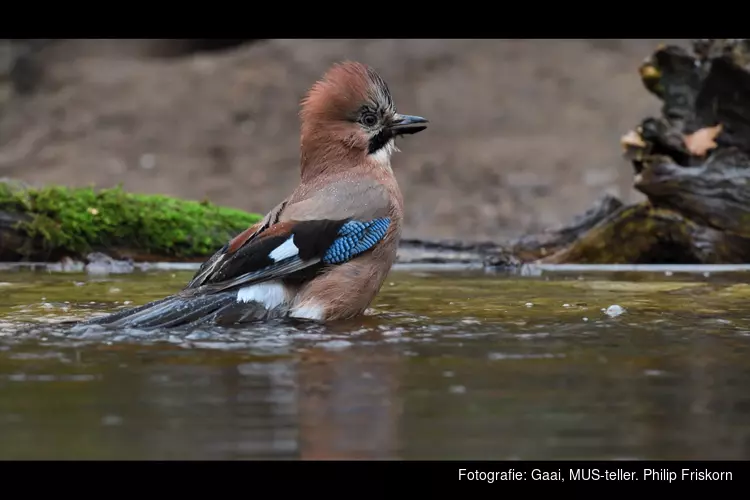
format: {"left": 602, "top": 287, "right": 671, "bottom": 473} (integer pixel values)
{"left": 75, "top": 61, "right": 428, "bottom": 330}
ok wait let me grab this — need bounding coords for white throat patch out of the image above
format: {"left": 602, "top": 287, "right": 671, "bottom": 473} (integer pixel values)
{"left": 370, "top": 138, "right": 398, "bottom": 167}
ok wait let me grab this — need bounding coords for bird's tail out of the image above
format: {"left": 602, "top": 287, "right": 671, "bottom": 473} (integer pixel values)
{"left": 72, "top": 291, "right": 275, "bottom": 331}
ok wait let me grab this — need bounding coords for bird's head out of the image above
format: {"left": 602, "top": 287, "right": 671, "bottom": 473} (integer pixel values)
{"left": 299, "top": 61, "right": 427, "bottom": 177}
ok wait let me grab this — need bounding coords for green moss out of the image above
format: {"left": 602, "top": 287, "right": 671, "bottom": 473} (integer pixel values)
{"left": 0, "top": 181, "right": 263, "bottom": 259}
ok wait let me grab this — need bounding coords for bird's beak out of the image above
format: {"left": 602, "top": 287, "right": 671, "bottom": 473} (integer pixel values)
{"left": 389, "top": 114, "right": 428, "bottom": 136}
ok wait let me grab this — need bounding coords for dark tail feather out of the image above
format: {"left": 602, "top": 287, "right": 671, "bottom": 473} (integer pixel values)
{"left": 188, "top": 300, "right": 287, "bottom": 327}
{"left": 77, "top": 295, "right": 176, "bottom": 327}
{"left": 73, "top": 292, "right": 238, "bottom": 331}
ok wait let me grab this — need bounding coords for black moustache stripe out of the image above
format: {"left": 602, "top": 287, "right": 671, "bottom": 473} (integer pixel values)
{"left": 368, "top": 128, "right": 394, "bottom": 155}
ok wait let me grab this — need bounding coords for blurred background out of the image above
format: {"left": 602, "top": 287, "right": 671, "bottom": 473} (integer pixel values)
{"left": 0, "top": 38, "right": 688, "bottom": 242}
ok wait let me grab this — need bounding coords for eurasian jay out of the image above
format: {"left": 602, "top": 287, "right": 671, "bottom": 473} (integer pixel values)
{"left": 77, "top": 61, "right": 428, "bottom": 329}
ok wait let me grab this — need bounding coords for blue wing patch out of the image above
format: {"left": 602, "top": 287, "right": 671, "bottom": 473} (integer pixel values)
{"left": 322, "top": 217, "right": 391, "bottom": 265}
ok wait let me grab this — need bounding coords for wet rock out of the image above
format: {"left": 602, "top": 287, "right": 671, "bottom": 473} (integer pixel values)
{"left": 604, "top": 305, "right": 626, "bottom": 318}
{"left": 46, "top": 256, "right": 85, "bottom": 273}
{"left": 84, "top": 252, "right": 134, "bottom": 276}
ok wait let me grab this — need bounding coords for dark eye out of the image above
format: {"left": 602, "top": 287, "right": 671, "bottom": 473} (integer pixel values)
{"left": 361, "top": 112, "right": 378, "bottom": 127}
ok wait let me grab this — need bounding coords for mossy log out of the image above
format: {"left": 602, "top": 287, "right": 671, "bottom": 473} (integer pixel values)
{"left": 537, "top": 202, "right": 750, "bottom": 264}
{"left": 512, "top": 39, "right": 750, "bottom": 265}
{"left": 509, "top": 194, "right": 624, "bottom": 262}
{"left": 0, "top": 179, "right": 263, "bottom": 262}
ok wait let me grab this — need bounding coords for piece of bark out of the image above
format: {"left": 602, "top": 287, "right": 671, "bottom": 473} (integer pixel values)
{"left": 634, "top": 149, "right": 750, "bottom": 238}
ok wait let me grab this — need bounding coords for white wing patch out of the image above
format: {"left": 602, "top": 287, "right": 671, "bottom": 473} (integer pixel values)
{"left": 237, "top": 282, "right": 288, "bottom": 309}
{"left": 268, "top": 236, "right": 299, "bottom": 262}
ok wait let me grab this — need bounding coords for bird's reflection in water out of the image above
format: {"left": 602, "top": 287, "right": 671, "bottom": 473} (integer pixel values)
{"left": 295, "top": 336, "right": 403, "bottom": 459}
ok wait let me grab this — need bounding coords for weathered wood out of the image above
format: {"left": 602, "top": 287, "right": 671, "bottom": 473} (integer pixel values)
{"left": 519, "top": 38, "right": 750, "bottom": 266}
{"left": 634, "top": 149, "right": 750, "bottom": 238}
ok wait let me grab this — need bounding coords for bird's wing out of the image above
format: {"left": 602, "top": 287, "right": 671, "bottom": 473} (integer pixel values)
{"left": 186, "top": 179, "right": 390, "bottom": 290}
{"left": 186, "top": 179, "right": 393, "bottom": 292}
{"left": 185, "top": 216, "right": 392, "bottom": 295}
{"left": 185, "top": 199, "right": 287, "bottom": 289}
{"left": 78, "top": 215, "right": 392, "bottom": 330}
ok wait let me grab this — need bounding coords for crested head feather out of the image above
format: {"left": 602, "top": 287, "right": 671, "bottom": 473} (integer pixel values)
{"left": 300, "top": 61, "right": 394, "bottom": 126}
{"left": 297, "top": 61, "right": 413, "bottom": 180}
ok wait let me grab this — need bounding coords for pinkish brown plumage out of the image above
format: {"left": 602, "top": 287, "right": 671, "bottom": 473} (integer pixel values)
{"left": 76, "top": 61, "right": 428, "bottom": 330}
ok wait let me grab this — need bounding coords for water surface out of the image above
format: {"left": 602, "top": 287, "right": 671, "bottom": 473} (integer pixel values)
{"left": 1, "top": 265, "right": 749, "bottom": 460}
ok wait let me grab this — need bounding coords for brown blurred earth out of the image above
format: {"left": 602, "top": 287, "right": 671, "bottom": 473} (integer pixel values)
{"left": 0, "top": 39, "right": 689, "bottom": 242}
